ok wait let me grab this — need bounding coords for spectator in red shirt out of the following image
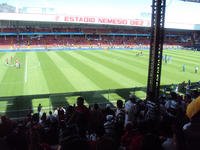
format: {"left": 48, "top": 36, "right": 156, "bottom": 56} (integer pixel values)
{"left": 69, "top": 96, "right": 90, "bottom": 138}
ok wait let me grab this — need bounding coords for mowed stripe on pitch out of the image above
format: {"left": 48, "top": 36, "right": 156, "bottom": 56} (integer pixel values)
{"left": 68, "top": 51, "right": 137, "bottom": 88}
{"left": 48, "top": 51, "right": 101, "bottom": 92}
{"left": 0, "top": 52, "right": 26, "bottom": 96}
{"left": 165, "top": 50, "right": 200, "bottom": 60}
{"left": 60, "top": 51, "right": 125, "bottom": 89}
{"left": 102, "top": 50, "right": 195, "bottom": 84}
{"left": 77, "top": 50, "right": 146, "bottom": 86}
{"left": 164, "top": 50, "right": 200, "bottom": 65}
{"left": 0, "top": 53, "right": 13, "bottom": 81}
{"left": 36, "top": 52, "right": 76, "bottom": 94}
{"left": 23, "top": 52, "right": 50, "bottom": 95}
{"left": 122, "top": 50, "right": 200, "bottom": 82}
{"left": 99, "top": 50, "right": 176, "bottom": 84}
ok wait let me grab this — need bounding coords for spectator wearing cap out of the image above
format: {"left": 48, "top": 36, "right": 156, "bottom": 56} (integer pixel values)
{"left": 104, "top": 115, "right": 115, "bottom": 137}
{"left": 124, "top": 94, "right": 138, "bottom": 127}
{"left": 184, "top": 96, "right": 200, "bottom": 150}
{"left": 102, "top": 103, "right": 115, "bottom": 122}
{"left": 164, "top": 92, "right": 179, "bottom": 118}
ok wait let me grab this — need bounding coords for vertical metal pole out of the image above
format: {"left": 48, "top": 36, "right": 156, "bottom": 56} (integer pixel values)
{"left": 147, "top": 0, "right": 166, "bottom": 101}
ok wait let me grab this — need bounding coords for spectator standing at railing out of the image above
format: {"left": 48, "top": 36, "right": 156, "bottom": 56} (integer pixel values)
{"left": 47, "top": 111, "right": 56, "bottom": 122}
{"left": 124, "top": 94, "right": 138, "bottom": 127}
{"left": 54, "top": 106, "right": 60, "bottom": 119}
{"left": 68, "top": 96, "right": 90, "bottom": 138}
{"left": 90, "top": 103, "right": 104, "bottom": 133}
{"left": 104, "top": 115, "right": 115, "bottom": 137}
{"left": 37, "top": 103, "right": 42, "bottom": 117}
{"left": 114, "top": 100, "right": 125, "bottom": 148}
{"left": 102, "top": 104, "right": 115, "bottom": 122}
{"left": 58, "top": 106, "right": 66, "bottom": 121}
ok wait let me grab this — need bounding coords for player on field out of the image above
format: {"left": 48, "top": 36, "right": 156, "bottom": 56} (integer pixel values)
{"left": 165, "top": 54, "right": 167, "bottom": 63}
{"left": 10, "top": 56, "right": 13, "bottom": 63}
{"left": 6, "top": 58, "right": 8, "bottom": 65}
{"left": 18, "top": 61, "right": 21, "bottom": 69}
{"left": 15, "top": 59, "right": 18, "bottom": 67}
{"left": 183, "top": 65, "right": 186, "bottom": 72}
{"left": 163, "top": 55, "right": 165, "bottom": 61}
{"left": 168, "top": 56, "right": 172, "bottom": 62}
{"left": 195, "top": 66, "right": 198, "bottom": 73}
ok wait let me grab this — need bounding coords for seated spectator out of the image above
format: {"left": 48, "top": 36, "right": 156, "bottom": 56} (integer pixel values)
{"left": 121, "top": 123, "right": 140, "bottom": 150}
{"left": 184, "top": 96, "right": 200, "bottom": 150}
{"left": 159, "top": 119, "right": 176, "bottom": 150}
{"left": 0, "top": 137, "right": 10, "bottom": 150}
{"left": 131, "top": 133, "right": 163, "bottom": 150}
{"left": 96, "top": 136, "right": 117, "bottom": 150}
{"left": 60, "top": 136, "right": 91, "bottom": 150}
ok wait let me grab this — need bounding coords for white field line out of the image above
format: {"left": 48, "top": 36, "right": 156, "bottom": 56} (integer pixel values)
{"left": 25, "top": 55, "right": 28, "bottom": 83}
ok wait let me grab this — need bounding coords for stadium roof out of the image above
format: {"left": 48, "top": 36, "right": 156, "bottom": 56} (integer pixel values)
{"left": 181, "top": 0, "right": 200, "bottom": 3}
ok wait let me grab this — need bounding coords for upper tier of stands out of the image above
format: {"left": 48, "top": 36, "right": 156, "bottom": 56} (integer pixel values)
{"left": 0, "top": 27, "right": 195, "bottom": 49}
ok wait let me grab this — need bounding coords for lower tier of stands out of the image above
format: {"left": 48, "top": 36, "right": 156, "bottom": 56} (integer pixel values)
{"left": 0, "top": 35, "right": 191, "bottom": 50}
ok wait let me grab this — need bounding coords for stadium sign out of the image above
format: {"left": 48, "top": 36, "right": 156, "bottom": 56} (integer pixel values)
{"left": 0, "top": 12, "right": 150, "bottom": 27}
{"left": 0, "top": 12, "right": 199, "bottom": 30}
{"left": 62, "top": 15, "right": 150, "bottom": 27}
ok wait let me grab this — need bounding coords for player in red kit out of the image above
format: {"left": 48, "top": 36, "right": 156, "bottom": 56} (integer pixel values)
{"left": 15, "top": 59, "right": 18, "bottom": 67}
{"left": 11, "top": 56, "right": 13, "bottom": 63}
{"left": 6, "top": 58, "right": 8, "bottom": 65}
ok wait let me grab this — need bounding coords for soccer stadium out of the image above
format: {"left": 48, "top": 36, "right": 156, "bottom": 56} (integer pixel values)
{"left": 0, "top": 0, "right": 200, "bottom": 150}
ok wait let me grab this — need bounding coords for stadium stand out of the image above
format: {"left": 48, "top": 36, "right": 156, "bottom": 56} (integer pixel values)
{"left": 0, "top": 87, "right": 199, "bottom": 150}
{"left": 0, "top": 18, "right": 199, "bottom": 150}
{"left": 0, "top": 27, "right": 195, "bottom": 50}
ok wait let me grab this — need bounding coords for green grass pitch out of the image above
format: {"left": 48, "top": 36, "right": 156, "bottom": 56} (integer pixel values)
{"left": 0, "top": 49, "right": 199, "bottom": 118}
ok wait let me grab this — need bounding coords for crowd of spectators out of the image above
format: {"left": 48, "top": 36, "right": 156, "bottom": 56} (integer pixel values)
{"left": 0, "top": 27, "right": 194, "bottom": 49}
{"left": 0, "top": 82, "right": 200, "bottom": 150}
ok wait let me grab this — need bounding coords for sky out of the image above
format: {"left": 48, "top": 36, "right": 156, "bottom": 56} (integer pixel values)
{"left": 1, "top": 0, "right": 200, "bottom": 26}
